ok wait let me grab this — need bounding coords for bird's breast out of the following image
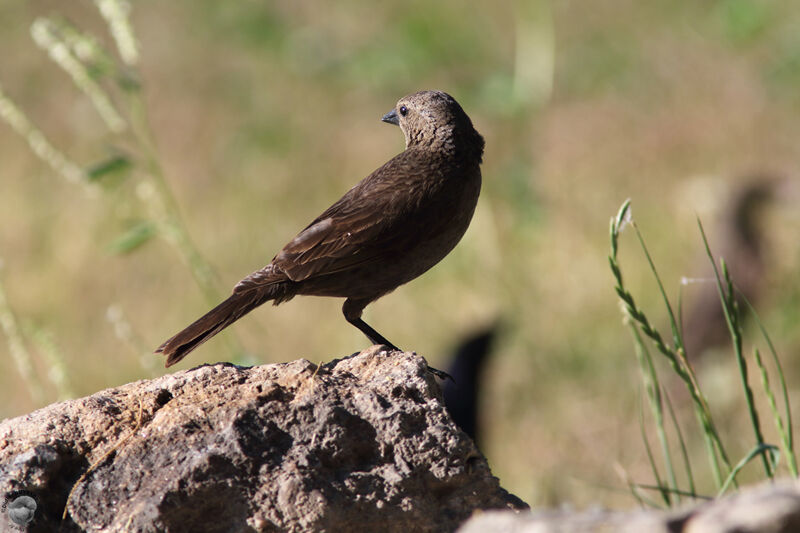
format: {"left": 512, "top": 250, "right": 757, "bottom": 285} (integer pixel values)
{"left": 390, "top": 165, "right": 481, "bottom": 277}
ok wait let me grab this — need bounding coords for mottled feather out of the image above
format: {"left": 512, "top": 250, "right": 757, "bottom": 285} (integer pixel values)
{"left": 156, "top": 90, "right": 484, "bottom": 367}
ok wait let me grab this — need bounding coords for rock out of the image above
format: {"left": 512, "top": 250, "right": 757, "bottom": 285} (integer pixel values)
{"left": 0, "top": 347, "right": 526, "bottom": 532}
{"left": 457, "top": 479, "right": 800, "bottom": 533}
{"left": 684, "top": 480, "right": 800, "bottom": 533}
{"left": 458, "top": 507, "right": 676, "bottom": 533}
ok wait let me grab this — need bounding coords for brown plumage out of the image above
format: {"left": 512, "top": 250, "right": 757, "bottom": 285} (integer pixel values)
{"left": 683, "top": 176, "right": 778, "bottom": 359}
{"left": 156, "top": 90, "right": 484, "bottom": 369}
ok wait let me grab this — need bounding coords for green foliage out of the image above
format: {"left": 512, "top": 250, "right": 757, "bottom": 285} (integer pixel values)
{"left": 610, "top": 200, "right": 796, "bottom": 505}
{"left": 716, "top": 0, "right": 771, "bottom": 44}
{"left": 87, "top": 154, "right": 132, "bottom": 184}
{"left": 107, "top": 220, "right": 156, "bottom": 255}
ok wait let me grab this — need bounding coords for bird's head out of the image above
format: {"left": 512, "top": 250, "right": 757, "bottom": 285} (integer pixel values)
{"left": 382, "top": 90, "right": 484, "bottom": 160}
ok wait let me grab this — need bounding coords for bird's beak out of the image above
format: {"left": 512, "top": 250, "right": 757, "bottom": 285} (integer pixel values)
{"left": 381, "top": 109, "right": 399, "bottom": 126}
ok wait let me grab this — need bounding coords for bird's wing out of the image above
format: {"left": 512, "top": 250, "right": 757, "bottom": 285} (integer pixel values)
{"left": 234, "top": 153, "right": 425, "bottom": 291}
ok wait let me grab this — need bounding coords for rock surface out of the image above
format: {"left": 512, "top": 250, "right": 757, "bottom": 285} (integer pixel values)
{"left": 4, "top": 346, "right": 798, "bottom": 533}
{"left": 0, "top": 348, "right": 524, "bottom": 532}
{"left": 458, "top": 479, "right": 800, "bottom": 533}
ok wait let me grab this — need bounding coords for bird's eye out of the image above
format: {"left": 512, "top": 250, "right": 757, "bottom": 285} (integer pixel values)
{"left": 399, "top": 105, "right": 408, "bottom": 116}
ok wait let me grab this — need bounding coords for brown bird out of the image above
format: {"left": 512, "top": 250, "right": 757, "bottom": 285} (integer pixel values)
{"left": 156, "top": 90, "right": 484, "bottom": 376}
{"left": 683, "top": 176, "right": 780, "bottom": 359}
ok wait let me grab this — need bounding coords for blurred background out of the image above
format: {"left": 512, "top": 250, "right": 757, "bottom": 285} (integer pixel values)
{"left": 1, "top": 0, "right": 799, "bottom": 509}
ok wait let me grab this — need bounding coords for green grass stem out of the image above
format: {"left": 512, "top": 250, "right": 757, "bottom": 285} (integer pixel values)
{"left": 0, "top": 265, "right": 45, "bottom": 404}
{"left": 610, "top": 200, "right": 732, "bottom": 489}
{"left": 665, "top": 387, "right": 697, "bottom": 499}
{"left": 637, "top": 397, "right": 670, "bottom": 506}
{"left": 717, "top": 444, "right": 779, "bottom": 497}
{"left": 22, "top": 322, "right": 74, "bottom": 400}
{"left": 697, "top": 220, "right": 773, "bottom": 479}
{"left": 629, "top": 322, "right": 679, "bottom": 503}
{"left": 744, "top": 297, "right": 797, "bottom": 476}
{"left": 753, "top": 347, "right": 797, "bottom": 476}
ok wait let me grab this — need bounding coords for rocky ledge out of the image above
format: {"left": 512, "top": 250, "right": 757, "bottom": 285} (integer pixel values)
{"left": 0, "top": 347, "right": 524, "bottom": 532}
{"left": 3, "top": 346, "right": 796, "bottom": 533}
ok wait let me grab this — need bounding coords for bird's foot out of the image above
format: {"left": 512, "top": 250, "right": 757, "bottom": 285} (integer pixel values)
{"left": 427, "top": 365, "right": 454, "bottom": 382}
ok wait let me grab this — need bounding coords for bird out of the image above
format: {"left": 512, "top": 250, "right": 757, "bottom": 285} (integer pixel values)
{"left": 441, "top": 325, "right": 497, "bottom": 444}
{"left": 682, "top": 175, "right": 780, "bottom": 359}
{"left": 156, "top": 90, "right": 485, "bottom": 377}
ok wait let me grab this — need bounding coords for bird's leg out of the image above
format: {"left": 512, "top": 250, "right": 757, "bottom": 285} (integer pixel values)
{"left": 342, "top": 299, "right": 453, "bottom": 381}
{"left": 349, "top": 317, "right": 399, "bottom": 351}
{"left": 343, "top": 298, "right": 396, "bottom": 347}
{"left": 351, "top": 316, "right": 453, "bottom": 381}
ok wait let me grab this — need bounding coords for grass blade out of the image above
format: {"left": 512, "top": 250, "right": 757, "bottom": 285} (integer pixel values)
{"left": 717, "top": 444, "right": 779, "bottom": 496}
{"left": 697, "top": 219, "right": 772, "bottom": 479}
{"left": 610, "top": 201, "right": 732, "bottom": 488}
{"left": 0, "top": 263, "right": 46, "bottom": 404}
{"left": 629, "top": 322, "right": 679, "bottom": 503}
{"left": 753, "top": 347, "right": 797, "bottom": 476}
{"left": 638, "top": 395, "right": 670, "bottom": 506}
{"left": 742, "top": 296, "right": 797, "bottom": 476}
{"left": 664, "top": 388, "right": 697, "bottom": 499}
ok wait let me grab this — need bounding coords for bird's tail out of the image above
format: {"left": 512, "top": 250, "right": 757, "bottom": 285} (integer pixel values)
{"left": 155, "top": 289, "right": 272, "bottom": 367}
